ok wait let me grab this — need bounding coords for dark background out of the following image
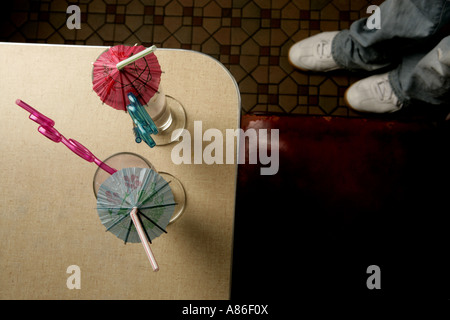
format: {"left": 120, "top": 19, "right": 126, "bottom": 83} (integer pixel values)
{"left": 2, "top": 0, "right": 450, "bottom": 312}
{"left": 232, "top": 114, "right": 450, "bottom": 307}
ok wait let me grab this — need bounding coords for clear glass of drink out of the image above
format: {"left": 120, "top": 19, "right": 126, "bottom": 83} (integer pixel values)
{"left": 93, "top": 152, "right": 186, "bottom": 224}
{"left": 143, "top": 84, "right": 186, "bottom": 146}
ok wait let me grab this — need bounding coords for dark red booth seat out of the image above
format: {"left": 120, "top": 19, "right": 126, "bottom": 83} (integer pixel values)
{"left": 231, "top": 114, "right": 450, "bottom": 303}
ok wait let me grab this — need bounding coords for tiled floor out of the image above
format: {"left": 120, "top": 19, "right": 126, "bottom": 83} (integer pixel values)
{"left": 1, "top": 0, "right": 384, "bottom": 115}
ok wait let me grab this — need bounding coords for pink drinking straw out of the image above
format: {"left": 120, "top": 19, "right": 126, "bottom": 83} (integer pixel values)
{"left": 130, "top": 207, "right": 159, "bottom": 271}
{"left": 15, "top": 99, "right": 117, "bottom": 175}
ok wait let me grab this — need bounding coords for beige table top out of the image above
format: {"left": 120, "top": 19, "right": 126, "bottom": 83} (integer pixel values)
{"left": 0, "top": 43, "right": 240, "bottom": 299}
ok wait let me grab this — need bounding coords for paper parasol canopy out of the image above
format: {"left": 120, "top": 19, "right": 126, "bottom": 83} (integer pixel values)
{"left": 92, "top": 45, "right": 162, "bottom": 111}
{"left": 96, "top": 167, "right": 176, "bottom": 270}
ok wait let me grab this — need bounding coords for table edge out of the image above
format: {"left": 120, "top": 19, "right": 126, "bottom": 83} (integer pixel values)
{"left": 0, "top": 42, "right": 241, "bottom": 126}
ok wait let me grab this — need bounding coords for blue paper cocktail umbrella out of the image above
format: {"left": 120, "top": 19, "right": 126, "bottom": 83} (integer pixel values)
{"left": 96, "top": 167, "right": 176, "bottom": 271}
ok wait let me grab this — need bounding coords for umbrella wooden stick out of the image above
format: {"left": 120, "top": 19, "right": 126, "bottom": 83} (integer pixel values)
{"left": 116, "top": 45, "right": 157, "bottom": 70}
{"left": 130, "top": 207, "right": 159, "bottom": 271}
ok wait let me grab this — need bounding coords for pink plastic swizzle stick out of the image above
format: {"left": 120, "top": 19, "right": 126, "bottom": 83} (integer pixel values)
{"left": 15, "top": 99, "right": 117, "bottom": 175}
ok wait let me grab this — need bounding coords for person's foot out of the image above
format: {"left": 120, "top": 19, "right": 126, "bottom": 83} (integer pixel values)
{"left": 345, "top": 73, "right": 403, "bottom": 113}
{"left": 288, "top": 31, "right": 341, "bottom": 72}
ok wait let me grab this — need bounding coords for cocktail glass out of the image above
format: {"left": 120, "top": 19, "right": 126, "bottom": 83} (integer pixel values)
{"left": 142, "top": 84, "right": 186, "bottom": 146}
{"left": 93, "top": 152, "right": 186, "bottom": 223}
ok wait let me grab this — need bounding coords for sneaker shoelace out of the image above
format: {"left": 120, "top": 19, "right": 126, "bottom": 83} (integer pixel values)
{"left": 375, "top": 78, "right": 403, "bottom": 107}
{"left": 316, "top": 40, "right": 332, "bottom": 59}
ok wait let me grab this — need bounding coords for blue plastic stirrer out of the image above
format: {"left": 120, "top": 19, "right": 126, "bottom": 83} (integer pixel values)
{"left": 126, "top": 92, "right": 158, "bottom": 148}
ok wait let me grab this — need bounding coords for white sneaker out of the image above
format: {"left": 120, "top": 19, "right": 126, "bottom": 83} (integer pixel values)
{"left": 345, "top": 73, "right": 403, "bottom": 113}
{"left": 288, "top": 31, "right": 341, "bottom": 72}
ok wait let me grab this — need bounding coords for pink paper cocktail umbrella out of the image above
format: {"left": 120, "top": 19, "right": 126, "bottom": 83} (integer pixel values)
{"left": 92, "top": 45, "right": 162, "bottom": 111}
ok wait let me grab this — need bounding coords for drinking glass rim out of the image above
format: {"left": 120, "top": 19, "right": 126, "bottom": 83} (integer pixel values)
{"left": 92, "top": 152, "right": 154, "bottom": 197}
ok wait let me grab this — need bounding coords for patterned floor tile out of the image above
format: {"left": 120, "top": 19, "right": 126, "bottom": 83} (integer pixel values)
{"left": 0, "top": 0, "right": 385, "bottom": 116}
